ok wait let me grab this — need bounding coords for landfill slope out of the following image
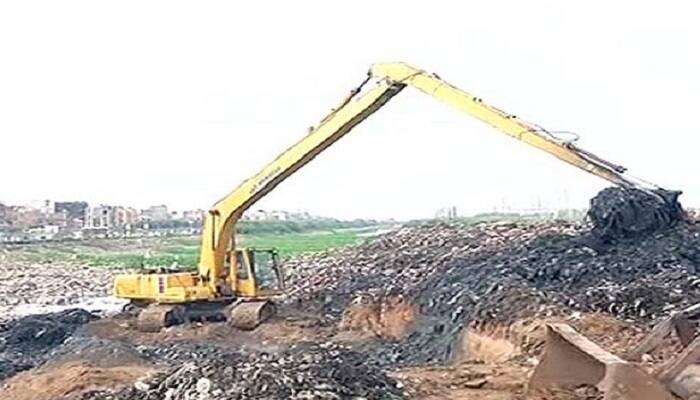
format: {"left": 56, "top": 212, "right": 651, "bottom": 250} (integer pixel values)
{"left": 285, "top": 215, "right": 700, "bottom": 364}
{"left": 0, "top": 191, "right": 696, "bottom": 399}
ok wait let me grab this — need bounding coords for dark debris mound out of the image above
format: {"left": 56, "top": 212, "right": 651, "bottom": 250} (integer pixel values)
{"left": 284, "top": 206, "right": 700, "bottom": 365}
{"left": 79, "top": 343, "right": 405, "bottom": 400}
{"left": 0, "top": 309, "right": 97, "bottom": 380}
{"left": 284, "top": 222, "right": 562, "bottom": 317}
{"left": 588, "top": 187, "right": 683, "bottom": 242}
{"left": 398, "top": 221, "right": 700, "bottom": 363}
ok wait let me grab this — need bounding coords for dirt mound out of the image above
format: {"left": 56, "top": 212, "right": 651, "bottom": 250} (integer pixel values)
{"left": 339, "top": 296, "right": 418, "bottom": 340}
{"left": 588, "top": 187, "right": 683, "bottom": 242}
{"left": 78, "top": 343, "right": 406, "bottom": 400}
{"left": 0, "top": 361, "right": 155, "bottom": 400}
{"left": 457, "top": 314, "right": 646, "bottom": 364}
{"left": 396, "top": 362, "right": 528, "bottom": 400}
{"left": 0, "top": 309, "right": 97, "bottom": 380}
{"left": 46, "top": 335, "right": 150, "bottom": 368}
{"left": 527, "top": 386, "right": 603, "bottom": 400}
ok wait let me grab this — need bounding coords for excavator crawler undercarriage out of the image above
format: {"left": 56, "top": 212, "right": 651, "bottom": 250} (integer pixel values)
{"left": 132, "top": 300, "right": 275, "bottom": 332}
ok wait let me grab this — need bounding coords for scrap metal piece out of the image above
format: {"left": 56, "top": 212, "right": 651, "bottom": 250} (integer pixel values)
{"left": 529, "top": 323, "right": 672, "bottom": 400}
{"left": 627, "top": 316, "right": 678, "bottom": 361}
{"left": 628, "top": 303, "right": 700, "bottom": 362}
{"left": 662, "top": 341, "right": 700, "bottom": 383}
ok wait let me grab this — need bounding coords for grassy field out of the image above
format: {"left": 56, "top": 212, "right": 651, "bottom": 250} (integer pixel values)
{"left": 4, "top": 212, "right": 570, "bottom": 269}
{"left": 7, "top": 227, "right": 380, "bottom": 269}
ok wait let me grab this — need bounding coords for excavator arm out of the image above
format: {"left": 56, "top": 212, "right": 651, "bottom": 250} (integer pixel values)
{"left": 199, "top": 62, "right": 657, "bottom": 294}
{"left": 197, "top": 79, "right": 403, "bottom": 294}
{"left": 371, "top": 63, "right": 633, "bottom": 186}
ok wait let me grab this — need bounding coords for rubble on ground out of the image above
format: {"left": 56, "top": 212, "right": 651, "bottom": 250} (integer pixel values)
{"left": 0, "top": 261, "right": 131, "bottom": 324}
{"left": 0, "top": 309, "right": 97, "bottom": 380}
{"left": 77, "top": 343, "right": 406, "bottom": 400}
{"left": 284, "top": 211, "right": 700, "bottom": 364}
{"left": 0, "top": 187, "right": 696, "bottom": 398}
{"left": 283, "top": 222, "right": 573, "bottom": 317}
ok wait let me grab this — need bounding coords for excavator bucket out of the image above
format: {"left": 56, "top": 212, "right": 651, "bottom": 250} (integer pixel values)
{"left": 229, "top": 301, "right": 276, "bottom": 330}
{"left": 528, "top": 323, "right": 672, "bottom": 400}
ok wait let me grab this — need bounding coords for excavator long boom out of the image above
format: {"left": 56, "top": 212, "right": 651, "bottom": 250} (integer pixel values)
{"left": 199, "top": 62, "right": 656, "bottom": 292}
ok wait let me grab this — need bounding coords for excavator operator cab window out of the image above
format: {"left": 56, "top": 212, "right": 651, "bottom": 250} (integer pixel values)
{"left": 235, "top": 250, "right": 249, "bottom": 280}
{"left": 249, "top": 249, "right": 285, "bottom": 291}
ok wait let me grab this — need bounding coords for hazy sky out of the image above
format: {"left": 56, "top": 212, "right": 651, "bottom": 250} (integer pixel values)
{"left": 1, "top": 1, "right": 698, "bottom": 220}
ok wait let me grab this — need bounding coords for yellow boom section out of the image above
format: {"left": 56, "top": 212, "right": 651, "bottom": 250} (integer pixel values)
{"left": 198, "top": 62, "right": 640, "bottom": 294}
{"left": 371, "top": 63, "right": 631, "bottom": 186}
{"left": 198, "top": 80, "right": 403, "bottom": 292}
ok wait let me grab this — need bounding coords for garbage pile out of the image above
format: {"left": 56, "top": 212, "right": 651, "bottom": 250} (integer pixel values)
{"left": 78, "top": 343, "right": 406, "bottom": 400}
{"left": 283, "top": 222, "right": 578, "bottom": 317}
{"left": 380, "top": 219, "right": 700, "bottom": 364}
{"left": 0, "top": 261, "right": 130, "bottom": 323}
{"left": 284, "top": 207, "right": 700, "bottom": 364}
{"left": 0, "top": 309, "right": 97, "bottom": 380}
{"left": 588, "top": 187, "right": 684, "bottom": 242}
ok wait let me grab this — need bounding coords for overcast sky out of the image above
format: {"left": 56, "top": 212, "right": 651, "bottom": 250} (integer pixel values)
{"left": 1, "top": 1, "right": 697, "bottom": 220}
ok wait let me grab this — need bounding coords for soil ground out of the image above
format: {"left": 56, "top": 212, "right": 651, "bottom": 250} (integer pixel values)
{"left": 0, "top": 306, "right": 652, "bottom": 400}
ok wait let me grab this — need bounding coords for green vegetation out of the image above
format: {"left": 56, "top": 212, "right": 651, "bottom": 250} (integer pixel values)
{"left": 11, "top": 223, "right": 381, "bottom": 269}
{"left": 237, "top": 218, "right": 379, "bottom": 235}
{"left": 240, "top": 229, "right": 367, "bottom": 254}
{"left": 7, "top": 212, "right": 585, "bottom": 269}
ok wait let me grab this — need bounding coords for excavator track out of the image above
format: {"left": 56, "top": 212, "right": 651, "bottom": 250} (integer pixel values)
{"left": 133, "top": 301, "right": 276, "bottom": 332}
{"left": 136, "top": 304, "right": 187, "bottom": 332}
{"left": 229, "top": 301, "right": 276, "bottom": 330}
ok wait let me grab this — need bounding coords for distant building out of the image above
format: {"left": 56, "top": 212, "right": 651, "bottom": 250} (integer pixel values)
{"left": 10, "top": 206, "right": 42, "bottom": 228}
{"left": 143, "top": 205, "right": 169, "bottom": 221}
{"left": 84, "top": 205, "right": 112, "bottom": 228}
{"left": 29, "top": 200, "right": 54, "bottom": 215}
{"left": 435, "top": 206, "right": 458, "bottom": 220}
{"left": 114, "top": 206, "right": 140, "bottom": 227}
{"left": 55, "top": 201, "right": 88, "bottom": 224}
{"left": 182, "top": 209, "right": 205, "bottom": 223}
{"left": 85, "top": 205, "right": 141, "bottom": 229}
{"left": 242, "top": 209, "right": 316, "bottom": 222}
{"left": 28, "top": 224, "right": 60, "bottom": 240}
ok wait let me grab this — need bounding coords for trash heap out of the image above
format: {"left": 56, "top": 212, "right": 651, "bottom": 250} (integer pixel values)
{"left": 0, "top": 261, "right": 130, "bottom": 324}
{"left": 78, "top": 343, "right": 406, "bottom": 400}
{"left": 588, "top": 187, "right": 684, "bottom": 242}
{"left": 283, "top": 191, "right": 698, "bottom": 364}
{"left": 283, "top": 222, "right": 578, "bottom": 317}
{"left": 0, "top": 309, "right": 97, "bottom": 380}
{"left": 381, "top": 219, "right": 700, "bottom": 364}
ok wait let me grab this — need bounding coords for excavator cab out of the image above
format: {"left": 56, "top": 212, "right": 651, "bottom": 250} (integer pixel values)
{"left": 232, "top": 248, "right": 285, "bottom": 298}
{"left": 223, "top": 248, "right": 284, "bottom": 330}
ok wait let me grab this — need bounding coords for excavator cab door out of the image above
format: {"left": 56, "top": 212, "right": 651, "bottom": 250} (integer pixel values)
{"left": 249, "top": 248, "right": 285, "bottom": 296}
{"left": 233, "top": 248, "right": 285, "bottom": 298}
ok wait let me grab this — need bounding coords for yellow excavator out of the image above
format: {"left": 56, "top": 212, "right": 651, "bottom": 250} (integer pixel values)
{"left": 113, "top": 62, "right": 676, "bottom": 332}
